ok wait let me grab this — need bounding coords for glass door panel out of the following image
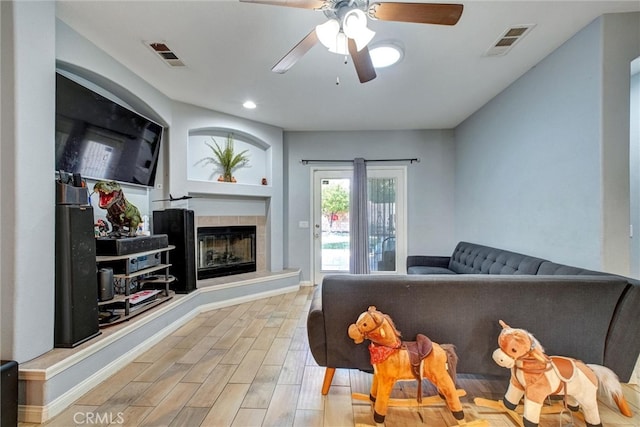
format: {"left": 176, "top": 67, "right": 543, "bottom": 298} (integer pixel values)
{"left": 312, "top": 166, "right": 406, "bottom": 284}
{"left": 368, "top": 176, "right": 397, "bottom": 272}
{"left": 313, "top": 170, "right": 351, "bottom": 284}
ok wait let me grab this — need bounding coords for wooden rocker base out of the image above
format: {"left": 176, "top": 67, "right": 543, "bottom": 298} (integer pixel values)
{"left": 353, "top": 390, "right": 489, "bottom": 426}
{"left": 352, "top": 389, "right": 467, "bottom": 407}
{"left": 474, "top": 397, "right": 585, "bottom": 426}
{"left": 355, "top": 422, "right": 488, "bottom": 427}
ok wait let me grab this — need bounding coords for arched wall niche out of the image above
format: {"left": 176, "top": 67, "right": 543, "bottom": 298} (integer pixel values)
{"left": 55, "top": 61, "right": 169, "bottom": 127}
{"left": 188, "top": 127, "right": 271, "bottom": 186}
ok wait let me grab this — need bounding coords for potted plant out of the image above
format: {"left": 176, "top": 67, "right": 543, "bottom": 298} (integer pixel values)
{"left": 196, "top": 134, "right": 250, "bottom": 182}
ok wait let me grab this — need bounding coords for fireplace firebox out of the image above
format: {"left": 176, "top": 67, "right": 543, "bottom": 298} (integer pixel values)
{"left": 197, "top": 226, "right": 256, "bottom": 279}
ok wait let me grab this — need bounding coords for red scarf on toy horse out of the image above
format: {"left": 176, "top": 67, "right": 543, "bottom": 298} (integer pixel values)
{"left": 369, "top": 342, "right": 399, "bottom": 364}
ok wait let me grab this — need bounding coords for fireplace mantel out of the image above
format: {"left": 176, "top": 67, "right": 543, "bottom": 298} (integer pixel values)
{"left": 188, "top": 179, "right": 272, "bottom": 199}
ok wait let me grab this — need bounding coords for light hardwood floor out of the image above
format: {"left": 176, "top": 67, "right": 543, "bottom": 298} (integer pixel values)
{"left": 23, "top": 286, "right": 640, "bottom": 426}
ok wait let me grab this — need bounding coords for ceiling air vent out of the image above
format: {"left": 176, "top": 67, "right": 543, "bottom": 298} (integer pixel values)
{"left": 484, "top": 24, "right": 535, "bottom": 57}
{"left": 146, "top": 41, "right": 185, "bottom": 67}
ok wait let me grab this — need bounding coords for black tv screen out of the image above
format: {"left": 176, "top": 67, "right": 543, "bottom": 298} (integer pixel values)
{"left": 55, "top": 73, "right": 163, "bottom": 187}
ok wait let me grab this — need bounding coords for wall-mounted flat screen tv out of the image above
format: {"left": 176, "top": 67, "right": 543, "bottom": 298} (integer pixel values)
{"left": 55, "top": 73, "right": 163, "bottom": 187}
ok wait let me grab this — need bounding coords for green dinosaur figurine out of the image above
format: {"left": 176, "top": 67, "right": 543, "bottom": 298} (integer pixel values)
{"left": 93, "top": 181, "right": 142, "bottom": 237}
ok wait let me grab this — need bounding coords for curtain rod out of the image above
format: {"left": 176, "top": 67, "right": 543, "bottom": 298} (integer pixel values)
{"left": 300, "top": 158, "right": 420, "bottom": 165}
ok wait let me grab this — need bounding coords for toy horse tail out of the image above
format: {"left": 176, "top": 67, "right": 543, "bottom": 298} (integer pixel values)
{"left": 441, "top": 343, "right": 459, "bottom": 385}
{"left": 587, "top": 364, "right": 633, "bottom": 418}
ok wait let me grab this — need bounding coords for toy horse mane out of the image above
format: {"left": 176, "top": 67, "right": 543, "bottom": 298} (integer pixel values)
{"left": 497, "top": 319, "right": 547, "bottom": 364}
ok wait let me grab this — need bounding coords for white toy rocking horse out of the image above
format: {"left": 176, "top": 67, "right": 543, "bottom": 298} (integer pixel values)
{"left": 348, "top": 306, "right": 487, "bottom": 426}
{"left": 490, "top": 320, "right": 632, "bottom": 427}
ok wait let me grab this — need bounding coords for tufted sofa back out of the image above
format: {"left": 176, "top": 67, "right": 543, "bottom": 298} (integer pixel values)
{"left": 448, "top": 241, "right": 546, "bottom": 274}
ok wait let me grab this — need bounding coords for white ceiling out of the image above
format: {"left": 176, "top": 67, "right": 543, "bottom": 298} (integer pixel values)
{"left": 56, "top": 1, "right": 640, "bottom": 131}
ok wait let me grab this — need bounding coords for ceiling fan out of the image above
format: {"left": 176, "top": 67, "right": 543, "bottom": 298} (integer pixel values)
{"left": 240, "top": 0, "right": 463, "bottom": 83}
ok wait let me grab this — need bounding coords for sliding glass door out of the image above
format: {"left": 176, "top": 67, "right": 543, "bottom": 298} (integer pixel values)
{"left": 312, "top": 167, "right": 406, "bottom": 284}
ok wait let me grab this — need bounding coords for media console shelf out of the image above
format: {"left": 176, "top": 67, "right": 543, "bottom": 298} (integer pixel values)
{"left": 96, "top": 245, "right": 176, "bottom": 326}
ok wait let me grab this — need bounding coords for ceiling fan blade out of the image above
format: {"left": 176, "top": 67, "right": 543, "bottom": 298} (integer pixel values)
{"left": 348, "top": 39, "right": 376, "bottom": 84}
{"left": 272, "top": 29, "right": 319, "bottom": 73}
{"left": 239, "top": 0, "right": 325, "bottom": 9}
{"left": 369, "top": 2, "right": 463, "bottom": 25}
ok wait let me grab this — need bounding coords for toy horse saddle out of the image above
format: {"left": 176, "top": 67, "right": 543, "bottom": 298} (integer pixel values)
{"left": 550, "top": 356, "right": 578, "bottom": 384}
{"left": 403, "top": 334, "right": 434, "bottom": 378}
{"left": 402, "top": 334, "right": 434, "bottom": 403}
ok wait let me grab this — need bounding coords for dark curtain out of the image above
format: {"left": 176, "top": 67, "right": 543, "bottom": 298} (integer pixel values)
{"left": 350, "top": 158, "right": 370, "bottom": 274}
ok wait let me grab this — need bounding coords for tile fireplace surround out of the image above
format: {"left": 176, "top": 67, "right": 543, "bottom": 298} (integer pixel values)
{"left": 196, "top": 215, "right": 267, "bottom": 275}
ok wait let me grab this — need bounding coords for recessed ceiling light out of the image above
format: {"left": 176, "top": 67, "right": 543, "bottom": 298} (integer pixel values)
{"left": 369, "top": 42, "right": 404, "bottom": 68}
{"left": 243, "top": 100, "right": 257, "bottom": 109}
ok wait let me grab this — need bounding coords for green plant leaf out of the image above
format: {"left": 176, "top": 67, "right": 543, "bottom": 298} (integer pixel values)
{"left": 195, "top": 134, "right": 250, "bottom": 181}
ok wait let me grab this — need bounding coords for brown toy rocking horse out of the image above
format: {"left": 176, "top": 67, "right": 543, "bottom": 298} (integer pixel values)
{"left": 491, "top": 320, "right": 632, "bottom": 427}
{"left": 348, "top": 306, "right": 473, "bottom": 425}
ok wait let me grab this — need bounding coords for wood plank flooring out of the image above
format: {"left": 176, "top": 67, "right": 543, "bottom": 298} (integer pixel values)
{"left": 22, "top": 286, "right": 640, "bottom": 426}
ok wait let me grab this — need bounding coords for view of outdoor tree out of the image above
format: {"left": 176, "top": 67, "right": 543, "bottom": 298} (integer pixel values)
{"left": 369, "top": 178, "right": 396, "bottom": 204}
{"left": 322, "top": 184, "right": 349, "bottom": 228}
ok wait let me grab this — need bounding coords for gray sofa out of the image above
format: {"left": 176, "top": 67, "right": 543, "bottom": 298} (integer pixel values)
{"left": 307, "top": 241, "right": 640, "bottom": 395}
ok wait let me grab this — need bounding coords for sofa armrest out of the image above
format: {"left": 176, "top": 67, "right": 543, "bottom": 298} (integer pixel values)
{"left": 306, "top": 285, "right": 327, "bottom": 367}
{"left": 604, "top": 279, "right": 640, "bottom": 382}
{"left": 406, "top": 255, "right": 451, "bottom": 269}
{"left": 406, "top": 255, "right": 454, "bottom": 274}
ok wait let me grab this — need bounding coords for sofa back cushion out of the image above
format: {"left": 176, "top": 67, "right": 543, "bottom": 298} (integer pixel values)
{"left": 537, "top": 261, "right": 605, "bottom": 276}
{"left": 320, "top": 274, "right": 628, "bottom": 377}
{"left": 449, "top": 241, "right": 546, "bottom": 275}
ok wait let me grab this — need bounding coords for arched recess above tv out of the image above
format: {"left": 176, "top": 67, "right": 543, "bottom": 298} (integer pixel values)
{"left": 187, "top": 128, "right": 271, "bottom": 191}
{"left": 56, "top": 61, "right": 168, "bottom": 128}
{"left": 54, "top": 69, "right": 165, "bottom": 187}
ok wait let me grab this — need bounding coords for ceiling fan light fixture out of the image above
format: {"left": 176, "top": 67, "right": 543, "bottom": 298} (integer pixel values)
{"left": 317, "top": 19, "right": 349, "bottom": 55}
{"left": 316, "top": 19, "right": 340, "bottom": 48}
{"left": 369, "top": 42, "right": 404, "bottom": 68}
{"left": 328, "top": 32, "right": 349, "bottom": 55}
{"left": 343, "top": 9, "right": 375, "bottom": 51}
{"left": 351, "top": 26, "right": 376, "bottom": 51}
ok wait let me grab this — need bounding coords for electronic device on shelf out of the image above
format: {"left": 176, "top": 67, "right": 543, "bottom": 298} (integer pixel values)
{"left": 96, "top": 245, "right": 175, "bottom": 327}
{"left": 98, "top": 252, "right": 161, "bottom": 274}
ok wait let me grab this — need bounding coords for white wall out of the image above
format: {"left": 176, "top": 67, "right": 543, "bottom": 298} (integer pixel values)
{"left": 631, "top": 64, "right": 640, "bottom": 277}
{"left": 58, "top": 19, "right": 286, "bottom": 274}
{"left": 1, "top": 1, "right": 56, "bottom": 362}
{"left": 455, "top": 13, "right": 640, "bottom": 274}
{"left": 601, "top": 13, "right": 640, "bottom": 274}
{"left": 284, "top": 130, "right": 456, "bottom": 282}
{"left": 0, "top": 14, "right": 288, "bottom": 363}
{"left": 168, "top": 101, "right": 284, "bottom": 272}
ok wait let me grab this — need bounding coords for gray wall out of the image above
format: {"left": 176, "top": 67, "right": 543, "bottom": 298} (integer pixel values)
{"left": 284, "top": 130, "right": 456, "bottom": 282}
{"left": 1, "top": 13, "right": 286, "bottom": 363}
{"left": 3, "top": 4, "right": 637, "bottom": 363}
{"left": 455, "top": 13, "right": 640, "bottom": 274}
